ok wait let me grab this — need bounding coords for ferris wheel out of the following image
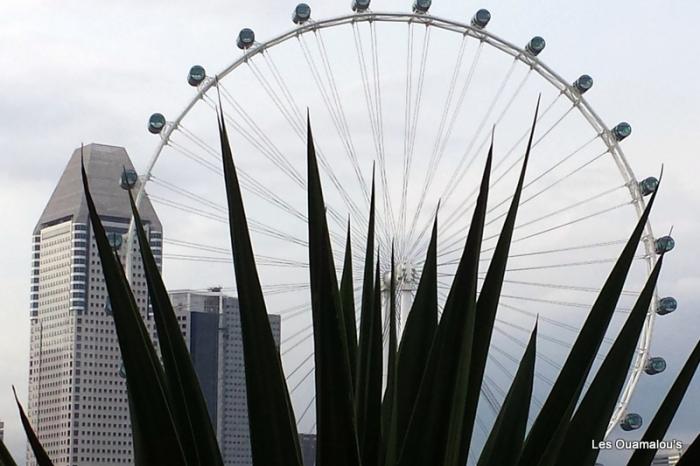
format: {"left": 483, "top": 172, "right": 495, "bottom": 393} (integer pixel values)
{"left": 127, "top": 1, "right": 677, "bottom": 457}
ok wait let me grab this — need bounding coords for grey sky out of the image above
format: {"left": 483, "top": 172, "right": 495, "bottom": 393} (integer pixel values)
{"left": 1, "top": 0, "right": 699, "bottom": 464}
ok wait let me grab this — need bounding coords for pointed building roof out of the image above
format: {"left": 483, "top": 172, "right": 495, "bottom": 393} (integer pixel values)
{"left": 34, "top": 143, "right": 160, "bottom": 234}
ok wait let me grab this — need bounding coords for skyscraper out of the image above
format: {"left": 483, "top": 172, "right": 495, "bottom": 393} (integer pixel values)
{"left": 169, "top": 290, "right": 281, "bottom": 466}
{"left": 28, "top": 144, "right": 163, "bottom": 466}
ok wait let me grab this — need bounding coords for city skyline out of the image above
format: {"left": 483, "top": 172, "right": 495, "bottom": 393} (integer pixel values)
{"left": 2, "top": 1, "right": 699, "bottom": 464}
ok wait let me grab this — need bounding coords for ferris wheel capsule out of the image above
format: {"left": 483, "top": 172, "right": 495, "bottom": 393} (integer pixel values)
{"left": 612, "top": 122, "right": 632, "bottom": 141}
{"left": 638, "top": 177, "right": 659, "bottom": 196}
{"left": 187, "top": 65, "right": 206, "bottom": 87}
{"left": 120, "top": 169, "right": 138, "bottom": 190}
{"left": 645, "top": 357, "right": 667, "bottom": 375}
{"left": 148, "top": 113, "right": 166, "bottom": 134}
{"left": 104, "top": 297, "right": 112, "bottom": 316}
{"left": 620, "top": 413, "right": 643, "bottom": 431}
{"left": 352, "top": 0, "right": 371, "bottom": 12}
{"left": 107, "top": 232, "right": 123, "bottom": 251}
{"left": 573, "top": 74, "right": 593, "bottom": 94}
{"left": 293, "top": 4, "right": 312, "bottom": 24}
{"left": 237, "top": 28, "right": 256, "bottom": 49}
{"left": 118, "top": 363, "right": 127, "bottom": 379}
{"left": 412, "top": 0, "right": 432, "bottom": 14}
{"left": 657, "top": 297, "right": 678, "bottom": 315}
{"left": 525, "top": 36, "right": 546, "bottom": 56}
{"left": 655, "top": 236, "right": 675, "bottom": 254}
{"left": 471, "top": 9, "right": 491, "bottom": 29}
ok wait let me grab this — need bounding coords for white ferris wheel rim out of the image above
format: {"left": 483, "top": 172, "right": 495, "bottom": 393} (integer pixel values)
{"left": 126, "top": 10, "right": 660, "bottom": 438}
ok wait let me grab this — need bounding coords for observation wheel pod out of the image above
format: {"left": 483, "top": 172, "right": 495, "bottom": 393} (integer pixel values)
{"left": 655, "top": 235, "right": 675, "bottom": 254}
{"left": 352, "top": 0, "right": 371, "bottom": 12}
{"left": 644, "top": 357, "right": 667, "bottom": 375}
{"left": 639, "top": 177, "right": 659, "bottom": 196}
{"left": 471, "top": 9, "right": 491, "bottom": 29}
{"left": 525, "top": 36, "right": 546, "bottom": 56}
{"left": 148, "top": 113, "right": 166, "bottom": 134}
{"left": 104, "top": 297, "right": 113, "bottom": 316}
{"left": 107, "top": 232, "right": 123, "bottom": 251}
{"left": 293, "top": 3, "right": 312, "bottom": 24}
{"left": 120, "top": 169, "right": 138, "bottom": 190}
{"left": 612, "top": 122, "right": 632, "bottom": 141}
{"left": 620, "top": 413, "right": 643, "bottom": 431}
{"left": 188, "top": 65, "right": 206, "bottom": 87}
{"left": 573, "top": 74, "right": 593, "bottom": 94}
{"left": 237, "top": 28, "right": 256, "bottom": 49}
{"left": 412, "top": 0, "right": 432, "bottom": 14}
{"left": 657, "top": 297, "right": 678, "bottom": 315}
{"left": 118, "top": 363, "right": 127, "bottom": 379}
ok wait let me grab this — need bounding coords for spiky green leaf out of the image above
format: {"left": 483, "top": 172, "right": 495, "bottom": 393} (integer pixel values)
{"left": 477, "top": 322, "right": 537, "bottom": 466}
{"left": 395, "top": 214, "right": 438, "bottom": 447}
{"left": 128, "top": 189, "right": 224, "bottom": 466}
{"left": 357, "top": 259, "right": 383, "bottom": 466}
{"left": 382, "top": 248, "right": 399, "bottom": 466}
{"left": 13, "top": 387, "right": 52, "bottom": 466}
{"left": 676, "top": 434, "right": 700, "bottom": 466}
{"left": 0, "top": 438, "right": 17, "bottom": 466}
{"left": 81, "top": 158, "right": 187, "bottom": 466}
{"left": 460, "top": 103, "right": 539, "bottom": 464}
{"left": 518, "top": 179, "right": 660, "bottom": 466}
{"left": 559, "top": 255, "right": 664, "bottom": 466}
{"left": 340, "top": 220, "right": 358, "bottom": 391}
{"left": 217, "top": 103, "right": 303, "bottom": 466}
{"left": 626, "top": 338, "right": 700, "bottom": 466}
{"left": 398, "top": 149, "right": 492, "bottom": 466}
{"left": 305, "top": 116, "right": 361, "bottom": 466}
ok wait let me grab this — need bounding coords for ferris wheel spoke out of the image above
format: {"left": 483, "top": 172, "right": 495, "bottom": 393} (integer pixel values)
{"left": 206, "top": 90, "right": 305, "bottom": 187}
{"left": 282, "top": 323, "right": 315, "bottom": 347}
{"left": 282, "top": 328, "right": 314, "bottom": 356}
{"left": 245, "top": 54, "right": 369, "bottom": 235}
{"left": 487, "top": 185, "right": 626, "bottom": 234}
{"left": 285, "top": 350, "right": 315, "bottom": 381}
{"left": 499, "top": 278, "right": 637, "bottom": 297}
{"left": 437, "top": 59, "right": 519, "bottom": 209}
{"left": 290, "top": 363, "right": 316, "bottom": 395}
{"left": 296, "top": 393, "right": 316, "bottom": 427}
{"left": 498, "top": 302, "right": 616, "bottom": 344}
{"left": 437, "top": 124, "right": 598, "bottom": 248}
{"left": 352, "top": 22, "right": 395, "bottom": 247}
{"left": 408, "top": 92, "right": 563, "bottom": 259}
{"left": 398, "top": 24, "right": 432, "bottom": 259}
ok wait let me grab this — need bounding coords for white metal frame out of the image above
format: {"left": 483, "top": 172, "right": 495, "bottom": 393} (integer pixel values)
{"left": 127, "top": 10, "right": 659, "bottom": 436}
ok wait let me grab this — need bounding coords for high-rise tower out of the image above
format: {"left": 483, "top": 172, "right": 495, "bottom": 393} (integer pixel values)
{"left": 28, "top": 144, "right": 162, "bottom": 466}
{"left": 169, "top": 290, "right": 281, "bottom": 466}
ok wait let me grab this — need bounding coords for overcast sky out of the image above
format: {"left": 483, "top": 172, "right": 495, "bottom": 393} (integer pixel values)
{"left": 1, "top": 0, "right": 699, "bottom": 464}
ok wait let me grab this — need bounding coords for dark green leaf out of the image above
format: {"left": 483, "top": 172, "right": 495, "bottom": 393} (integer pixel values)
{"left": 518, "top": 177, "right": 660, "bottom": 466}
{"left": 217, "top": 102, "right": 303, "bottom": 466}
{"left": 460, "top": 102, "right": 539, "bottom": 464}
{"left": 13, "top": 387, "right": 52, "bottom": 466}
{"left": 676, "top": 434, "right": 700, "bottom": 466}
{"left": 382, "top": 247, "right": 399, "bottom": 466}
{"left": 477, "top": 321, "right": 538, "bottom": 466}
{"left": 395, "top": 214, "right": 438, "bottom": 447}
{"left": 358, "top": 259, "right": 383, "bottom": 466}
{"left": 0, "top": 438, "right": 17, "bottom": 466}
{"left": 626, "top": 338, "right": 700, "bottom": 466}
{"left": 357, "top": 171, "right": 380, "bottom": 465}
{"left": 81, "top": 157, "right": 187, "bottom": 466}
{"left": 559, "top": 255, "right": 664, "bottom": 466}
{"left": 128, "top": 188, "right": 224, "bottom": 466}
{"left": 305, "top": 115, "right": 361, "bottom": 466}
{"left": 340, "top": 219, "right": 358, "bottom": 391}
{"left": 398, "top": 148, "right": 492, "bottom": 466}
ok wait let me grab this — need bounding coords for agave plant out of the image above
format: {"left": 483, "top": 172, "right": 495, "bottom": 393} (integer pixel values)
{"left": 3, "top": 100, "right": 699, "bottom": 466}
